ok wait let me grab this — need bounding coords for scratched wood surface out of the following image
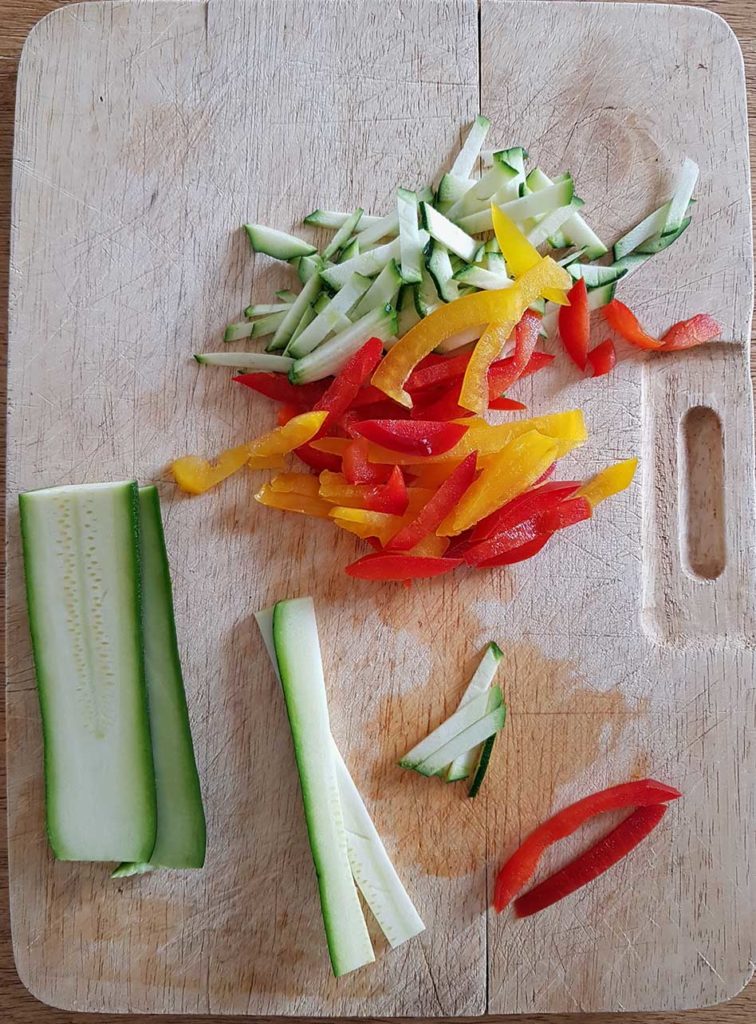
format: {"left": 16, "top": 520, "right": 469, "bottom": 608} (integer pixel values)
{"left": 3, "top": 0, "right": 755, "bottom": 1019}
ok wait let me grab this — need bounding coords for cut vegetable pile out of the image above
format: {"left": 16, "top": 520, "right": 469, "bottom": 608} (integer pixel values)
{"left": 256, "top": 597, "right": 424, "bottom": 976}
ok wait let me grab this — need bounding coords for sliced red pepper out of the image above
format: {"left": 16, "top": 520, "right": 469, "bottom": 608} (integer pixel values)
{"left": 346, "top": 399, "right": 413, "bottom": 422}
{"left": 386, "top": 453, "right": 478, "bottom": 552}
{"left": 493, "top": 778, "right": 682, "bottom": 912}
{"left": 486, "top": 310, "right": 543, "bottom": 396}
{"left": 602, "top": 299, "right": 663, "bottom": 350}
{"left": 558, "top": 278, "right": 590, "bottom": 369}
{"left": 342, "top": 437, "right": 392, "bottom": 485}
{"left": 276, "top": 402, "right": 301, "bottom": 427}
{"left": 586, "top": 338, "right": 616, "bottom": 377}
{"left": 476, "top": 532, "right": 553, "bottom": 567}
{"left": 470, "top": 480, "right": 582, "bottom": 543}
{"left": 412, "top": 382, "right": 527, "bottom": 422}
{"left": 313, "top": 337, "right": 384, "bottom": 429}
{"left": 351, "top": 419, "right": 468, "bottom": 457}
{"left": 489, "top": 397, "right": 528, "bottom": 412}
{"left": 348, "top": 383, "right": 402, "bottom": 408}
{"left": 532, "top": 462, "right": 557, "bottom": 486}
{"left": 661, "top": 313, "right": 721, "bottom": 351}
{"left": 464, "top": 496, "right": 591, "bottom": 565}
{"left": 488, "top": 350, "right": 554, "bottom": 397}
{"left": 513, "top": 803, "right": 668, "bottom": 918}
{"left": 294, "top": 442, "right": 342, "bottom": 473}
{"left": 233, "top": 372, "right": 327, "bottom": 407}
{"left": 407, "top": 349, "right": 552, "bottom": 397}
{"left": 344, "top": 553, "right": 463, "bottom": 581}
{"left": 361, "top": 465, "right": 408, "bottom": 515}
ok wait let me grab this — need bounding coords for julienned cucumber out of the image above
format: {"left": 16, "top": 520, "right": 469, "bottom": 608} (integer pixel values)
{"left": 115, "top": 487, "right": 206, "bottom": 876}
{"left": 19, "top": 481, "right": 156, "bottom": 862}
{"left": 468, "top": 734, "right": 496, "bottom": 798}
{"left": 271, "top": 598, "right": 375, "bottom": 977}
{"left": 446, "top": 642, "right": 503, "bottom": 782}
{"left": 400, "top": 687, "right": 502, "bottom": 770}
{"left": 245, "top": 224, "right": 316, "bottom": 260}
{"left": 414, "top": 706, "right": 506, "bottom": 777}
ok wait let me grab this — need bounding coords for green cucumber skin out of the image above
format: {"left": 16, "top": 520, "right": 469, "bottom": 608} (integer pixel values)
{"left": 19, "top": 481, "right": 156, "bottom": 862}
{"left": 468, "top": 733, "right": 497, "bottom": 798}
{"left": 118, "top": 486, "right": 206, "bottom": 874}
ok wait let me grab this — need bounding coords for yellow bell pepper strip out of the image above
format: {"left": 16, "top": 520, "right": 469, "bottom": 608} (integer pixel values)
{"left": 330, "top": 489, "right": 436, "bottom": 546}
{"left": 255, "top": 483, "right": 334, "bottom": 519}
{"left": 437, "top": 430, "right": 559, "bottom": 536}
{"left": 172, "top": 410, "right": 327, "bottom": 495}
{"left": 459, "top": 308, "right": 543, "bottom": 415}
{"left": 268, "top": 472, "right": 322, "bottom": 496}
{"left": 371, "top": 258, "right": 572, "bottom": 408}
{"left": 577, "top": 458, "right": 638, "bottom": 507}
{"left": 490, "top": 204, "right": 569, "bottom": 306}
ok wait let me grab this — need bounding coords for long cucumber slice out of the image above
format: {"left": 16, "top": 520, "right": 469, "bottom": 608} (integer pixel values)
{"left": 194, "top": 352, "right": 294, "bottom": 372}
{"left": 400, "top": 687, "right": 502, "bottom": 771}
{"left": 567, "top": 262, "right": 628, "bottom": 288}
{"left": 271, "top": 599, "right": 375, "bottom": 976}
{"left": 304, "top": 209, "right": 381, "bottom": 230}
{"left": 290, "top": 305, "right": 396, "bottom": 384}
{"left": 526, "top": 167, "right": 607, "bottom": 257}
{"left": 447, "top": 642, "right": 504, "bottom": 782}
{"left": 458, "top": 177, "right": 574, "bottom": 235}
{"left": 249, "top": 311, "right": 287, "bottom": 339}
{"left": 351, "top": 260, "right": 403, "bottom": 319}
{"left": 425, "top": 241, "right": 461, "bottom": 303}
{"left": 445, "top": 151, "right": 518, "bottom": 221}
{"left": 275, "top": 289, "right": 298, "bottom": 303}
{"left": 450, "top": 115, "right": 491, "bottom": 179}
{"left": 453, "top": 264, "right": 512, "bottom": 290}
{"left": 397, "top": 188, "right": 423, "bottom": 284}
{"left": 286, "top": 273, "right": 372, "bottom": 358}
{"left": 355, "top": 211, "right": 400, "bottom": 248}
{"left": 245, "top": 224, "right": 316, "bottom": 260}
{"left": 115, "top": 487, "right": 205, "bottom": 875}
{"left": 320, "top": 237, "right": 402, "bottom": 289}
{"left": 664, "top": 157, "right": 698, "bottom": 233}
{"left": 468, "top": 734, "right": 496, "bottom": 798}
{"left": 415, "top": 707, "right": 506, "bottom": 777}
{"left": 526, "top": 198, "right": 585, "bottom": 249}
{"left": 337, "top": 237, "right": 360, "bottom": 262}
{"left": 421, "top": 202, "right": 479, "bottom": 262}
{"left": 267, "top": 274, "right": 321, "bottom": 352}
{"left": 322, "top": 208, "right": 363, "bottom": 261}
{"left": 19, "top": 481, "right": 156, "bottom": 861}
{"left": 396, "top": 283, "right": 421, "bottom": 336}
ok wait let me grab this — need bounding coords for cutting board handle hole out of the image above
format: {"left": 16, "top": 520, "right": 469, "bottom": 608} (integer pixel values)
{"left": 679, "top": 406, "right": 726, "bottom": 580}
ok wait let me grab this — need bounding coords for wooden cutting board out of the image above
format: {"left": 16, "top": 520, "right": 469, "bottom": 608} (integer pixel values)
{"left": 6, "top": 0, "right": 755, "bottom": 1015}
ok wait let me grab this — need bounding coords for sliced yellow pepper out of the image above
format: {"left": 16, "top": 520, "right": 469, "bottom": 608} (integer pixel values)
{"left": 437, "top": 430, "right": 559, "bottom": 536}
{"left": 312, "top": 410, "right": 586, "bottom": 465}
{"left": 577, "top": 458, "right": 638, "bottom": 507}
{"left": 255, "top": 483, "right": 334, "bottom": 519}
{"left": 268, "top": 472, "right": 321, "bottom": 496}
{"left": 371, "top": 258, "right": 571, "bottom": 407}
{"left": 172, "top": 411, "right": 327, "bottom": 495}
{"left": 491, "top": 204, "right": 569, "bottom": 306}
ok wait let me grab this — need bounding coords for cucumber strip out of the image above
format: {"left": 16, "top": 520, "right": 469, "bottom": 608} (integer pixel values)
{"left": 450, "top": 115, "right": 491, "bottom": 179}
{"left": 568, "top": 262, "right": 628, "bottom": 287}
{"left": 663, "top": 156, "right": 699, "bottom": 233}
{"left": 313, "top": 293, "right": 331, "bottom": 314}
{"left": 321, "top": 237, "right": 402, "bottom": 290}
{"left": 194, "top": 352, "right": 294, "bottom": 371}
{"left": 413, "top": 267, "right": 442, "bottom": 318}
{"left": 447, "top": 642, "right": 503, "bottom": 782}
{"left": 557, "top": 247, "right": 587, "bottom": 267}
{"left": 468, "top": 734, "right": 496, "bottom": 798}
{"left": 446, "top": 151, "right": 518, "bottom": 221}
{"left": 243, "top": 303, "right": 292, "bottom": 319}
{"left": 541, "top": 282, "right": 616, "bottom": 336}
{"left": 352, "top": 261, "right": 402, "bottom": 319}
{"left": 245, "top": 224, "right": 316, "bottom": 260}
{"left": 295, "top": 254, "right": 323, "bottom": 285}
{"left": 115, "top": 487, "right": 205, "bottom": 875}
{"left": 290, "top": 305, "right": 396, "bottom": 384}
{"left": 436, "top": 173, "right": 474, "bottom": 209}
{"left": 272, "top": 598, "right": 374, "bottom": 977}
{"left": 19, "top": 481, "right": 156, "bottom": 862}
{"left": 322, "top": 208, "right": 363, "bottom": 261}
{"left": 399, "top": 687, "right": 502, "bottom": 770}
{"left": 611, "top": 218, "right": 692, "bottom": 279}
{"left": 268, "top": 274, "right": 322, "bottom": 352}
{"left": 288, "top": 304, "right": 317, "bottom": 346}
{"left": 251, "top": 311, "right": 288, "bottom": 339}
{"left": 425, "top": 241, "right": 460, "bottom": 303}
{"left": 612, "top": 202, "right": 671, "bottom": 260}
{"left": 484, "top": 252, "right": 507, "bottom": 274}
{"left": 435, "top": 325, "right": 484, "bottom": 353}
{"left": 414, "top": 706, "right": 506, "bottom": 777}
{"left": 397, "top": 189, "right": 423, "bottom": 284}
{"left": 355, "top": 211, "right": 400, "bottom": 248}
{"left": 421, "top": 203, "right": 479, "bottom": 261}
{"left": 304, "top": 209, "right": 381, "bottom": 230}
{"left": 526, "top": 198, "right": 585, "bottom": 248}
{"left": 286, "top": 273, "right": 372, "bottom": 358}
{"left": 255, "top": 608, "right": 425, "bottom": 950}
{"left": 453, "top": 264, "right": 512, "bottom": 290}
{"left": 397, "top": 283, "right": 421, "bottom": 336}
{"left": 526, "top": 167, "right": 607, "bottom": 258}
{"left": 223, "top": 321, "right": 255, "bottom": 342}
{"left": 458, "top": 177, "right": 574, "bottom": 235}
{"left": 337, "top": 237, "right": 360, "bottom": 262}
{"left": 276, "top": 289, "right": 298, "bottom": 302}
{"left": 485, "top": 237, "right": 502, "bottom": 254}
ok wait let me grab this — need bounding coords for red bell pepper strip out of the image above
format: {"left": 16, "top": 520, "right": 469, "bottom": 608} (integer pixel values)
{"left": 346, "top": 399, "right": 413, "bottom": 422}
{"left": 490, "top": 397, "right": 528, "bottom": 412}
{"left": 386, "top": 453, "right": 477, "bottom": 552}
{"left": 276, "top": 402, "right": 301, "bottom": 426}
{"left": 294, "top": 442, "right": 342, "bottom": 474}
{"left": 464, "top": 496, "right": 592, "bottom": 565}
{"left": 661, "top": 313, "right": 721, "bottom": 351}
{"left": 411, "top": 385, "right": 524, "bottom": 422}
{"left": 361, "top": 465, "right": 409, "bottom": 515}
{"left": 313, "top": 337, "right": 384, "bottom": 429}
{"left": 486, "top": 310, "right": 543, "bottom": 395}
{"left": 532, "top": 462, "right": 556, "bottom": 486}
{"left": 233, "top": 372, "right": 327, "bottom": 407}
{"left": 513, "top": 803, "right": 669, "bottom": 918}
{"left": 602, "top": 299, "right": 663, "bottom": 350}
{"left": 488, "top": 350, "right": 554, "bottom": 397}
{"left": 345, "top": 553, "right": 463, "bottom": 581}
{"left": 350, "top": 419, "right": 468, "bottom": 457}
{"left": 407, "top": 349, "right": 553, "bottom": 397}
{"left": 348, "top": 383, "right": 401, "bottom": 408}
{"left": 476, "top": 532, "right": 553, "bottom": 567}
{"left": 342, "top": 437, "right": 392, "bottom": 485}
{"left": 558, "top": 278, "right": 590, "bottom": 369}
{"left": 493, "top": 778, "right": 682, "bottom": 912}
{"left": 470, "top": 480, "right": 582, "bottom": 543}
{"left": 586, "top": 338, "right": 616, "bottom": 377}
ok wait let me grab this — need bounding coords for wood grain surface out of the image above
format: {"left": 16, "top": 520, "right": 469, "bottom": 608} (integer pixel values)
{"left": 2, "top": 1, "right": 755, "bottom": 1023}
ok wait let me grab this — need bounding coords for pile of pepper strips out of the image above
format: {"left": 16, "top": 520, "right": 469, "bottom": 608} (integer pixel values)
{"left": 172, "top": 210, "right": 719, "bottom": 582}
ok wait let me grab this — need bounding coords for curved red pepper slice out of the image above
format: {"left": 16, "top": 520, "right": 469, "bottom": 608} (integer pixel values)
{"left": 465, "top": 496, "right": 591, "bottom": 565}
{"left": 411, "top": 386, "right": 524, "bottom": 422}
{"left": 558, "top": 278, "right": 590, "bottom": 368}
{"left": 602, "top": 299, "right": 663, "bottom": 350}
{"left": 514, "top": 803, "right": 669, "bottom": 918}
{"left": 351, "top": 419, "right": 468, "bottom": 457}
{"left": 493, "top": 778, "right": 682, "bottom": 912}
{"left": 470, "top": 480, "right": 582, "bottom": 543}
{"left": 386, "top": 453, "right": 477, "bottom": 552}
{"left": 294, "top": 442, "right": 343, "bottom": 473}
{"left": 487, "top": 349, "right": 554, "bottom": 397}
{"left": 487, "top": 310, "right": 543, "bottom": 396}
{"left": 361, "top": 465, "right": 408, "bottom": 515}
{"left": 586, "top": 338, "right": 616, "bottom": 377}
{"left": 234, "top": 372, "right": 326, "bottom": 407}
{"left": 345, "top": 553, "right": 463, "bottom": 581}
{"left": 476, "top": 532, "right": 553, "bottom": 567}
{"left": 342, "top": 437, "right": 392, "bottom": 485}
{"left": 407, "top": 349, "right": 553, "bottom": 397}
{"left": 661, "top": 313, "right": 721, "bottom": 351}
{"left": 313, "top": 337, "right": 384, "bottom": 430}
